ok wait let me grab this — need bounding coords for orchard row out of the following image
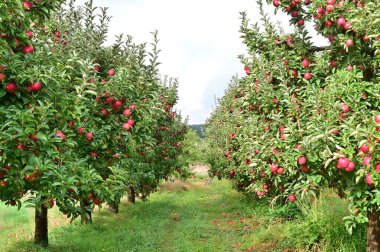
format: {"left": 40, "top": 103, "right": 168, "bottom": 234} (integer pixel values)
{"left": 0, "top": 0, "right": 188, "bottom": 247}
{"left": 205, "top": 0, "right": 380, "bottom": 250}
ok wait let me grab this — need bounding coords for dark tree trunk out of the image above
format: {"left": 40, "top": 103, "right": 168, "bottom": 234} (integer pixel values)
{"left": 80, "top": 201, "right": 93, "bottom": 224}
{"left": 128, "top": 185, "right": 135, "bottom": 204}
{"left": 108, "top": 201, "right": 119, "bottom": 213}
{"left": 367, "top": 211, "right": 380, "bottom": 252}
{"left": 34, "top": 207, "right": 48, "bottom": 247}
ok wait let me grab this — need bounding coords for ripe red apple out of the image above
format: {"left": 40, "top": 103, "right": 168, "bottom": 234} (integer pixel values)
{"left": 304, "top": 72, "right": 312, "bottom": 80}
{"left": 359, "top": 144, "right": 370, "bottom": 153}
{"left": 343, "top": 23, "right": 352, "bottom": 30}
{"left": 25, "top": 30, "right": 33, "bottom": 39}
{"left": 86, "top": 132, "right": 93, "bottom": 142}
{"left": 122, "top": 123, "right": 131, "bottom": 130}
{"left": 345, "top": 162, "right": 355, "bottom": 172}
{"left": 375, "top": 164, "right": 380, "bottom": 173}
{"left": 101, "top": 108, "right": 109, "bottom": 116}
{"left": 291, "top": 10, "right": 298, "bottom": 18}
{"left": 77, "top": 127, "right": 85, "bottom": 135}
{"left": 337, "top": 157, "right": 350, "bottom": 169}
{"left": 229, "top": 170, "right": 235, "bottom": 175}
{"left": 94, "top": 65, "right": 100, "bottom": 72}
{"left": 283, "top": 60, "right": 289, "bottom": 66}
{"left": 23, "top": 44, "right": 34, "bottom": 54}
{"left": 317, "top": 6, "right": 324, "bottom": 14}
{"left": 301, "top": 166, "right": 309, "bottom": 172}
{"left": 301, "top": 59, "right": 309, "bottom": 67}
{"left": 127, "top": 119, "right": 135, "bottom": 126}
{"left": 129, "top": 104, "right": 137, "bottom": 110}
{"left": 273, "top": 0, "right": 280, "bottom": 7}
{"left": 330, "top": 60, "right": 337, "bottom": 67}
{"left": 105, "top": 97, "right": 114, "bottom": 105}
{"left": 5, "top": 82, "right": 18, "bottom": 93}
{"left": 326, "top": 0, "right": 335, "bottom": 4}
{"left": 56, "top": 131, "right": 66, "bottom": 141}
{"left": 288, "top": 194, "right": 296, "bottom": 202}
{"left": 340, "top": 103, "right": 349, "bottom": 113}
{"left": 337, "top": 17, "right": 346, "bottom": 26}
{"left": 270, "top": 164, "right": 278, "bottom": 173}
{"left": 108, "top": 68, "right": 115, "bottom": 76}
{"left": 345, "top": 39, "right": 354, "bottom": 47}
{"left": 297, "top": 19, "right": 304, "bottom": 26}
{"left": 277, "top": 167, "right": 284, "bottom": 174}
{"left": 328, "top": 35, "right": 335, "bottom": 42}
{"left": 28, "top": 82, "right": 42, "bottom": 92}
{"left": 22, "top": 1, "right": 33, "bottom": 10}
{"left": 90, "top": 152, "right": 97, "bottom": 157}
{"left": 68, "top": 120, "right": 75, "bottom": 128}
{"left": 113, "top": 153, "right": 119, "bottom": 158}
{"left": 123, "top": 108, "right": 132, "bottom": 117}
{"left": 366, "top": 173, "right": 374, "bottom": 185}
{"left": 346, "top": 65, "right": 353, "bottom": 71}
{"left": 112, "top": 100, "right": 123, "bottom": 110}
{"left": 298, "top": 156, "right": 307, "bottom": 165}
{"left": 363, "top": 156, "right": 371, "bottom": 166}
{"left": 374, "top": 115, "right": 380, "bottom": 123}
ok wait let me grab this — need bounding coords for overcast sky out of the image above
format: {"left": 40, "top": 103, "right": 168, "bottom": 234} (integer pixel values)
{"left": 74, "top": 0, "right": 324, "bottom": 124}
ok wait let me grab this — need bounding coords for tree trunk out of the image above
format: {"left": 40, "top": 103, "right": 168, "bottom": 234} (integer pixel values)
{"left": 80, "top": 201, "right": 93, "bottom": 224}
{"left": 367, "top": 211, "right": 380, "bottom": 252}
{"left": 128, "top": 185, "right": 135, "bottom": 203}
{"left": 108, "top": 201, "right": 119, "bottom": 213}
{"left": 34, "top": 207, "right": 48, "bottom": 247}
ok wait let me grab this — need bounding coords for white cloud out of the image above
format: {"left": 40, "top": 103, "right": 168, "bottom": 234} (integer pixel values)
{"left": 74, "top": 0, "right": 327, "bottom": 124}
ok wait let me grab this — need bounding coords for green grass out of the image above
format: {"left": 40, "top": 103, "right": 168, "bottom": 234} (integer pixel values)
{"left": 0, "top": 176, "right": 366, "bottom": 252}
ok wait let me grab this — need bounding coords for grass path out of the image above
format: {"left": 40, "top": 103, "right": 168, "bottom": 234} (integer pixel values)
{"left": 0, "top": 175, "right": 366, "bottom": 252}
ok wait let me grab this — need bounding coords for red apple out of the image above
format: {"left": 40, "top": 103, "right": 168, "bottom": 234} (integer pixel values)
{"left": 122, "top": 123, "right": 131, "bottom": 130}
{"left": 77, "top": 127, "right": 85, "bottom": 135}
{"left": 345, "top": 162, "right": 355, "bottom": 172}
{"left": 301, "top": 59, "right": 309, "bottom": 67}
{"left": 288, "top": 194, "right": 297, "bottom": 202}
{"left": 270, "top": 164, "right": 278, "bottom": 173}
{"left": 326, "top": 0, "right": 335, "bottom": 4}
{"left": 56, "top": 131, "right": 66, "bottom": 141}
{"left": 108, "top": 68, "right": 115, "bottom": 76}
{"left": 112, "top": 100, "right": 123, "bottom": 110}
{"left": 374, "top": 115, "right": 380, "bottom": 123}
{"left": 273, "top": 0, "right": 280, "bottom": 7}
{"left": 123, "top": 108, "right": 132, "bottom": 117}
{"left": 22, "top": 1, "right": 33, "bottom": 10}
{"left": 298, "top": 156, "right": 307, "bottom": 165}
{"left": 28, "top": 82, "right": 42, "bottom": 92}
{"left": 0, "top": 73, "right": 5, "bottom": 82}
{"left": 346, "top": 65, "right": 353, "bottom": 71}
{"left": 301, "top": 166, "right": 309, "bottom": 172}
{"left": 337, "top": 17, "right": 346, "bottom": 26}
{"left": 363, "top": 156, "right": 371, "bottom": 166}
{"left": 5, "top": 82, "right": 18, "bottom": 93}
{"left": 127, "top": 119, "right": 135, "bottom": 126}
{"left": 25, "top": 30, "right": 33, "bottom": 39}
{"left": 101, "top": 108, "right": 109, "bottom": 116}
{"left": 304, "top": 72, "right": 312, "bottom": 80}
{"left": 340, "top": 103, "right": 349, "bottom": 113}
{"left": 23, "top": 44, "right": 34, "bottom": 54}
{"left": 86, "top": 192, "right": 94, "bottom": 201}
{"left": 337, "top": 157, "right": 350, "bottom": 169}
{"left": 297, "top": 19, "right": 304, "bottom": 26}
{"left": 359, "top": 144, "right": 370, "bottom": 153}
{"left": 277, "top": 167, "right": 284, "bottom": 174}
{"left": 86, "top": 132, "right": 93, "bottom": 142}
{"left": 345, "top": 39, "right": 354, "bottom": 47}
{"left": 375, "top": 164, "right": 380, "bottom": 173}
{"left": 366, "top": 173, "right": 374, "bottom": 185}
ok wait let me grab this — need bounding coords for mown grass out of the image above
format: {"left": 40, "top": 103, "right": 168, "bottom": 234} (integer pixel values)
{"left": 0, "top": 175, "right": 366, "bottom": 252}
